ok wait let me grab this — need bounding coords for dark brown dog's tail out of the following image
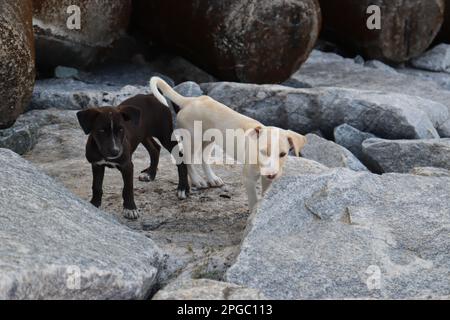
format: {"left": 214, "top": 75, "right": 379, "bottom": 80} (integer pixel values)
{"left": 150, "top": 77, "right": 191, "bottom": 113}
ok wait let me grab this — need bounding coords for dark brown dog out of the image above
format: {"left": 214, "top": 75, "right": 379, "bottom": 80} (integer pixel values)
{"left": 76, "top": 94, "right": 189, "bottom": 219}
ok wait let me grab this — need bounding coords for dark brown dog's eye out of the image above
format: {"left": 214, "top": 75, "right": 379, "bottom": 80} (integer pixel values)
{"left": 280, "top": 152, "right": 287, "bottom": 157}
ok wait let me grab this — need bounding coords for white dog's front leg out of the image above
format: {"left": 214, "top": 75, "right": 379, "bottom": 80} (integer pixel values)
{"left": 261, "top": 176, "right": 273, "bottom": 196}
{"left": 243, "top": 164, "right": 260, "bottom": 211}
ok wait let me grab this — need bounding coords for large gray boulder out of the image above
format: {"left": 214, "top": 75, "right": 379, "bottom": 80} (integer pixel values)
{"left": 0, "top": 149, "right": 170, "bottom": 299}
{"left": 201, "top": 82, "right": 442, "bottom": 139}
{"left": 334, "top": 124, "right": 376, "bottom": 161}
{"left": 285, "top": 50, "right": 450, "bottom": 135}
{"left": 362, "top": 138, "right": 450, "bottom": 173}
{"left": 301, "top": 134, "right": 368, "bottom": 171}
{"left": 226, "top": 169, "right": 450, "bottom": 299}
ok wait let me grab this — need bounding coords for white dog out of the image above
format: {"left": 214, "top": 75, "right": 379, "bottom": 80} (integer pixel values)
{"left": 150, "top": 77, "right": 307, "bottom": 211}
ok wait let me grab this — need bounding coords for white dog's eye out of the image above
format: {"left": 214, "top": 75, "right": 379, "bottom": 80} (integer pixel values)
{"left": 280, "top": 152, "right": 287, "bottom": 157}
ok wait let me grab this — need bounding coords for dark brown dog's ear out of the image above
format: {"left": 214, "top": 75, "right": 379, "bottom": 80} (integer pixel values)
{"left": 120, "top": 106, "right": 141, "bottom": 127}
{"left": 77, "top": 109, "right": 100, "bottom": 135}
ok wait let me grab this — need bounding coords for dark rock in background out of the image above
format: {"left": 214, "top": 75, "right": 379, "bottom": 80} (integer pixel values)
{"left": 436, "top": 0, "right": 450, "bottom": 43}
{"left": 147, "top": 55, "right": 217, "bottom": 84}
{"left": 319, "top": 0, "right": 445, "bottom": 63}
{"left": 33, "top": 0, "right": 132, "bottom": 71}
{"left": 0, "top": 0, "right": 35, "bottom": 129}
{"left": 133, "top": 0, "right": 322, "bottom": 84}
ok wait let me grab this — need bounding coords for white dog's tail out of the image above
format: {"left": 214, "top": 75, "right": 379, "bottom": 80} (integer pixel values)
{"left": 150, "top": 76, "right": 190, "bottom": 110}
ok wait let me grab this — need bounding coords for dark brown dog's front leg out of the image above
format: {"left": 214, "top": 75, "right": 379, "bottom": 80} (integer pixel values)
{"left": 120, "top": 162, "right": 140, "bottom": 219}
{"left": 91, "top": 164, "right": 105, "bottom": 208}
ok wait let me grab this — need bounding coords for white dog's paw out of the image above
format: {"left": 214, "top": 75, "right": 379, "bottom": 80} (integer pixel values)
{"left": 207, "top": 175, "right": 224, "bottom": 188}
{"left": 177, "top": 190, "right": 188, "bottom": 200}
{"left": 122, "top": 208, "right": 141, "bottom": 220}
{"left": 190, "top": 177, "right": 209, "bottom": 189}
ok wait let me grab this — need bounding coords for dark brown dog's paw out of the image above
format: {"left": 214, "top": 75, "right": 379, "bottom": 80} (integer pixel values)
{"left": 177, "top": 189, "right": 188, "bottom": 200}
{"left": 90, "top": 199, "right": 101, "bottom": 208}
{"left": 122, "top": 208, "right": 141, "bottom": 220}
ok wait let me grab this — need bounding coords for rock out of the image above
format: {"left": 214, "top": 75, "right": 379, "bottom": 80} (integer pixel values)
{"left": 148, "top": 55, "right": 217, "bottom": 85}
{"left": 0, "top": 148, "right": 171, "bottom": 299}
{"left": 201, "top": 82, "right": 442, "bottom": 139}
{"left": 396, "top": 67, "right": 450, "bottom": 91}
{"left": 301, "top": 134, "right": 368, "bottom": 172}
{"left": 77, "top": 63, "right": 169, "bottom": 88}
{"left": 283, "top": 156, "right": 329, "bottom": 176}
{"left": 410, "top": 167, "right": 450, "bottom": 177}
{"left": 29, "top": 79, "right": 151, "bottom": 110}
{"left": 318, "top": 0, "right": 445, "bottom": 63}
{"left": 55, "top": 66, "right": 80, "bottom": 79}
{"left": 411, "top": 44, "right": 450, "bottom": 72}
{"left": 153, "top": 279, "right": 266, "bottom": 300}
{"left": 286, "top": 50, "right": 450, "bottom": 136}
{"left": 133, "top": 0, "right": 321, "bottom": 83}
{"left": 226, "top": 169, "right": 450, "bottom": 299}
{"left": 364, "top": 60, "right": 398, "bottom": 74}
{"left": 354, "top": 55, "right": 365, "bottom": 65}
{"left": 33, "top": 0, "right": 132, "bottom": 71}
{"left": 334, "top": 124, "right": 377, "bottom": 160}
{"left": 174, "top": 82, "right": 204, "bottom": 98}
{"left": 0, "top": 118, "right": 39, "bottom": 155}
{"left": 436, "top": 0, "right": 450, "bottom": 43}
{"left": 362, "top": 138, "right": 450, "bottom": 173}
{"left": 0, "top": 0, "right": 35, "bottom": 129}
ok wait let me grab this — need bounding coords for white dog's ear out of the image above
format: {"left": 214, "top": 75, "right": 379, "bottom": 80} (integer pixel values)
{"left": 248, "top": 126, "right": 262, "bottom": 139}
{"left": 287, "top": 130, "right": 307, "bottom": 156}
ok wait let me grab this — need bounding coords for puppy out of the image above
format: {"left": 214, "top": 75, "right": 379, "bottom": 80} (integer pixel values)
{"left": 150, "top": 77, "right": 307, "bottom": 211}
{"left": 76, "top": 94, "right": 189, "bottom": 219}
